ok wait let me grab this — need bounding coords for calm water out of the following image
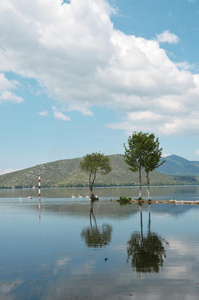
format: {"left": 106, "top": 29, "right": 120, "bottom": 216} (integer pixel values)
{"left": 0, "top": 186, "right": 199, "bottom": 300}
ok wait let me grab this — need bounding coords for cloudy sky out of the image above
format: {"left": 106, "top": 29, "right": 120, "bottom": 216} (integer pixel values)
{"left": 0, "top": 0, "right": 199, "bottom": 174}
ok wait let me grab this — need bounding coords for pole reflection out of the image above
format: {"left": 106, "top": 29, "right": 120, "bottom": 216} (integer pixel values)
{"left": 39, "top": 197, "right": 41, "bottom": 224}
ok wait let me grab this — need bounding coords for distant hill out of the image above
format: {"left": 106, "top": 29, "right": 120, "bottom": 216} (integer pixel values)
{"left": 159, "top": 154, "right": 199, "bottom": 176}
{"left": 0, "top": 154, "right": 199, "bottom": 189}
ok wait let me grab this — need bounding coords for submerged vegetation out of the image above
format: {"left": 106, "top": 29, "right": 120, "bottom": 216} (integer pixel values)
{"left": 117, "top": 196, "right": 132, "bottom": 205}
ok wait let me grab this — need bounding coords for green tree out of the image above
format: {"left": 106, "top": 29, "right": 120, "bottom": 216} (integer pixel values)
{"left": 124, "top": 132, "right": 149, "bottom": 199}
{"left": 143, "top": 134, "right": 165, "bottom": 200}
{"left": 124, "top": 132, "right": 164, "bottom": 199}
{"left": 80, "top": 152, "right": 111, "bottom": 199}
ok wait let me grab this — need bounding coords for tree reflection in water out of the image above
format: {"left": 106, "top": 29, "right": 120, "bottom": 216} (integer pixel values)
{"left": 127, "top": 204, "right": 168, "bottom": 274}
{"left": 81, "top": 199, "right": 112, "bottom": 248}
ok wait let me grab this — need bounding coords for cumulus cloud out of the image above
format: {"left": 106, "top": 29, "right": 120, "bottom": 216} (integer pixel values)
{"left": 156, "top": 30, "right": 180, "bottom": 44}
{"left": 52, "top": 106, "right": 70, "bottom": 121}
{"left": 0, "top": 90, "right": 23, "bottom": 103}
{"left": 0, "top": 73, "right": 14, "bottom": 90}
{"left": 175, "top": 61, "right": 194, "bottom": 71}
{"left": 38, "top": 110, "right": 49, "bottom": 116}
{"left": 0, "top": 73, "right": 24, "bottom": 103}
{"left": 0, "top": 0, "right": 199, "bottom": 135}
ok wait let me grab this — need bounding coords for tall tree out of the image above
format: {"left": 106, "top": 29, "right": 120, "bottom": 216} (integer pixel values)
{"left": 80, "top": 152, "right": 111, "bottom": 200}
{"left": 124, "top": 132, "right": 164, "bottom": 199}
{"left": 124, "top": 132, "right": 149, "bottom": 199}
{"left": 143, "top": 134, "right": 165, "bottom": 200}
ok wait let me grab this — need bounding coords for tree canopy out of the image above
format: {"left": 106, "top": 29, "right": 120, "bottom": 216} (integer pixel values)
{"left": 80, "top": 152, "right": 111, "bottom": 199}
{"left": 143, "top": 133, "right": 165, "bottom": 199}
{"left": 124, "top": 132, "right": 149, "bottom": 198}
{"left": 124, "top": 131, "right": 164, "bottom": 199}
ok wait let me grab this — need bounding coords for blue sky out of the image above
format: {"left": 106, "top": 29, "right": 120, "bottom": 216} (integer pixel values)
{"left": 0, "top": 0, "right": 199, "bottom": 174}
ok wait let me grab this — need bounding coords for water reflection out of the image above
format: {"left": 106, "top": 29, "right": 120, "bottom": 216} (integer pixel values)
{"left": 81, "top": 199, "right": 112, "bottom": 248}
{"left": 89, "top": 198, "right": 97, "bottom": 227}
{"left": 1, "top": 193, "right": 199, "bottom": 300}
{"left": 127, "top": 204, "right": 168, "bottom": 274}
{"left": 39, "top": 198, "right": 41, "bottom": 223}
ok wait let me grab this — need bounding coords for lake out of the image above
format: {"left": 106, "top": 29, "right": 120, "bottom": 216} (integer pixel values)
{"left": 0, "top": 186, "right": 199, "bottom": 300}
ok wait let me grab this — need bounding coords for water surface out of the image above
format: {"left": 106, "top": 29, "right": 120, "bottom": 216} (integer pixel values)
{"left": 0, "top": 186, "right": 199, "bottom": 299}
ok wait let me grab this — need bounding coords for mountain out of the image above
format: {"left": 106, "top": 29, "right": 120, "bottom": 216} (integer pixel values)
{"left": 0, "top": 154, "right": 199, "bottom": 189}
{"left": 158, "top": 154, "right": 199, "bottom": 176}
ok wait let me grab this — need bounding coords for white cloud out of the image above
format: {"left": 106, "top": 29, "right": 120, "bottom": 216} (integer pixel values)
{"left": 0, "top": 90, "right": 23, "bottom": 103}
{"left": 175, "top": 61, "right": 194, "bottom": 71}
{"left": 0, "top": 73, "right": 14, "bottom": 90}
{"left": 38, "top": 110, "right": 49, "bottom": 116}
{"left": 162, "top": 154, "right": 172, "bottom": 157}
{"left": 0, "top": 73, "right": 24, "bottom": 103}
{"left": 156, "top": 30, "right": 180, "bottom": 44}
{"left": 0, "top": 0, "right": 199, "bottom": 135}
{"left": 108, "top": 110, "right": 199, "bottom": 136}
{"left": 195, "top": 149, "right": 199, "bottom": 156}
{"left": 52, "top": 106, "right": 70, "bottom": 121}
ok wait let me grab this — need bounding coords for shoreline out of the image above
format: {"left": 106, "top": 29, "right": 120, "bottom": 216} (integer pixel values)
{"left": 131, "top": 199, "right": 199, "bottom": 205}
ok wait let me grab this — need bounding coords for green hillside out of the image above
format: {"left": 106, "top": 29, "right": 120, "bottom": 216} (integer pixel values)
{"left": 159, "top": 154, "right": 199, "bottom": 176}
{"left": 0, "top": 154, "right": 198, "bottom": 189}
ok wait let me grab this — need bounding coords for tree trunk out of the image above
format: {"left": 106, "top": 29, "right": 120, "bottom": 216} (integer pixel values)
{"left": 90, "top": 188, "right": 94, "bottom": 197}
{"left": 89, "top": 184, "right": 95, "bottom": 199}
{"left": 89, "top": 174, "right": 95, "bottom": 200}
{"left": 146, "top": 173, "right": 151, "bottom": 200}
{"left": 139, "top": 166, "right": 142, "bottom": 198}
{"left": 89, "top": 174, "right": 94, "bottom": 198}
{"left": 89, "top": 172, "right": 96, "bottom": 200}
